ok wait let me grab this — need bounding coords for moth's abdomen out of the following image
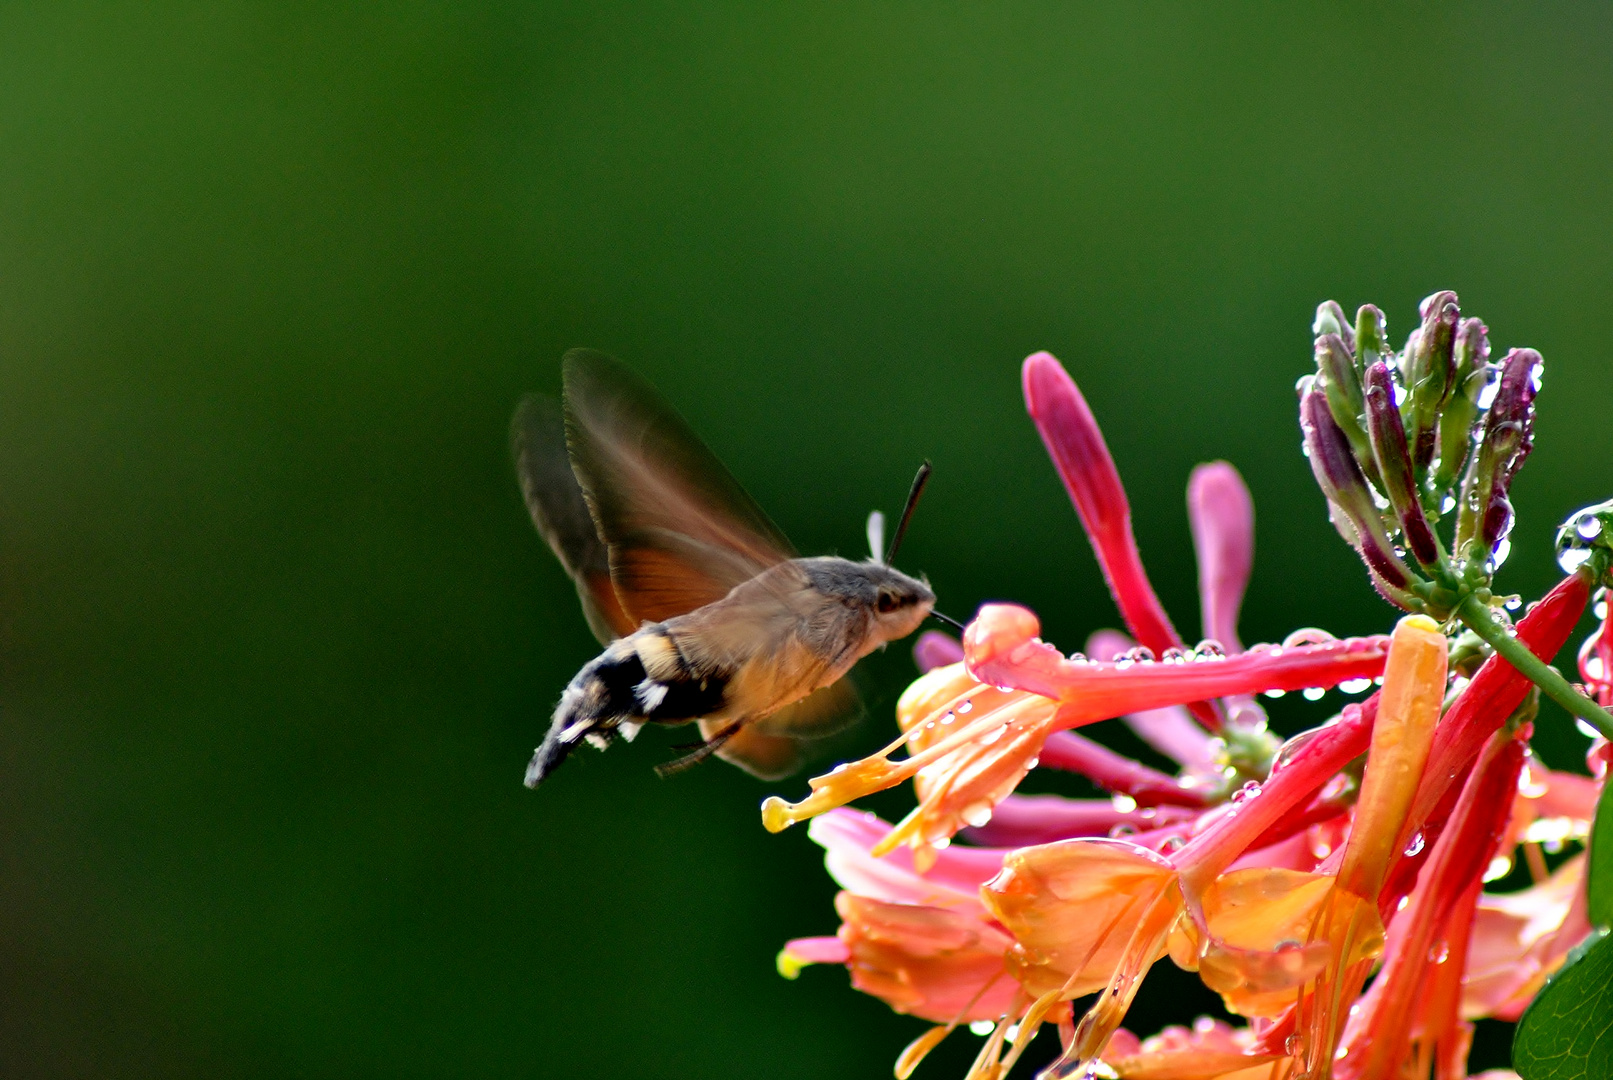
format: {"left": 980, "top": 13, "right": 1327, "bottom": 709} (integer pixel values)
{"left": 525, "top": 625, "right": 732, "bottom": 787}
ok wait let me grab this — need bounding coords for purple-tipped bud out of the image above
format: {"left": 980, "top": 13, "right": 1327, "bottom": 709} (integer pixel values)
{"left": 1432, "top": 317, "right": 1491, "bottom": 497}
{"left": 1362, "top": 361, "right": 1440, "bottom": 568}
{"left": 1400, "top": 291, "right": 1460, "bottom": 477}
{"left": 1457, "top": 348, "right": 1542, "bottom": 559}
{"left": 1354, "top": 304, "right": 1389, "bottom": 376}
{"left": 1315, "top": 332, "right": 1375, "bottom": 483}
{"left": 1299, "top": 377, "right": 1417, "bottom": 591}
{"left": 1313, "top": 300, "right": 1355, "bottom": 353}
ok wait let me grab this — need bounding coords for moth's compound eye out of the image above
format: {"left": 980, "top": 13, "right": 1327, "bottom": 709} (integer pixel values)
{"left": 876, "top": 591, "right": 899, "bottom": 614}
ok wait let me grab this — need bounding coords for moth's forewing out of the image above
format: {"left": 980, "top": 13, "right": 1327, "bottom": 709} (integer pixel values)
{"left": 510, "top": 394, "right": 633, "bottom": 643}
{"left": 561, "top": 348, "right": 795, "bottom": 624}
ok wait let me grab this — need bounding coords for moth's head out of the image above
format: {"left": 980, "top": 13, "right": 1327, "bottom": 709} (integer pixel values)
{"left": 802, "top": 558, "right": 935, "bottom": 643}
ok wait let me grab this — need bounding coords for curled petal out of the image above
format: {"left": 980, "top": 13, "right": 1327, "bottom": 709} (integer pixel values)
{"left": 1105, "top": 1019, "right": 1279, "bottom": 1080}
{"left": 1187, "top": 462, "right": 1254, "bottom": 651}
{"left": 832, "top": 893, "right": 1020, "bottom": 1024}
{"left": 982, "top": 838, "right": 1180, "bottom": 999}
{"left": 1463, "top": 855, "right": 1590, "bottom": 1021}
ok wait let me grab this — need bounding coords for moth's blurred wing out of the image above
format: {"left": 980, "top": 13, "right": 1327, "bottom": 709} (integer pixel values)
{"left": 750, "top": 679, "right": 862, "bottom": 739}
{"left": 698, "top": 681, "right": 863, "bottom": 780}
{"left": 511, "top": 394, "right": 634, "bottom": 643}
{"left": 700, "top": 720, "right": 803, "bottom": 781}
{"left": 562, "top": 348, "right": 795, "bottom": 623}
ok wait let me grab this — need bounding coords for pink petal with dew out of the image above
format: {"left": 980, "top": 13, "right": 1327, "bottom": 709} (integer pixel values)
{"left": 809, "top": 809, "right": 1003, "bottom": 911}
{"left": 1089, "top": 629, "right": 1217, "bottom": 768}
{"left": 1038, "top": 730, "right": 1206, "bottom": 806}
{"left": 966, "top": 604, "right": 1389, "bottom": 717}
{"left": 963, "top": 793, "right": 1200, "bottom": 848}
{"left": 1187, "top": 462, "right": 1254, "bottom": 652}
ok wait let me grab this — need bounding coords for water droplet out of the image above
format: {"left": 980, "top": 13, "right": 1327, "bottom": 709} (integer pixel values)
{"left": 981, "top": 726, "right": 1005, "bottom": 744}
{"left": 1493, "top": 536, "right": 1513, "bottom": 568}
{"left": 1339, "top": 677, "right": 1371, "bottom": 694}
{"left": 1108, "top": 823, "right": 1137, "bottom": 838}
{"left": 957, "top": 700, "right": 974, "bottom": 714}
{"left": 940, "top": 712, "right": 955, "bottom": 725}
{"left": 1403, "top": 831, "right": 1425, "bottom": 856}
{"left": 1478, "top": 372, "right": 1501, "bottom": 409}
{"left": 1504, "top": 596, "right": 1522, "bottom": 610}
{"left": 1194, "top": 640, "right": 1226, "bottom": 659}
{"left": 1121, "top": 646, "right": 1156, "bottom": 664}
{"left": 1428, "top": 941, "right": 1450, "bottom": 964}
{"left": 1263, "top": 689, "right": 1287, "bottom": 699}
{"left": 962, "top": 801, "right": 995, "bottom": 828}
{"left": 1578, "top": 718, "right": 1602, "bottom": 740}
{"left": 1284, "top": 1035, "right": 1300, "bottom": 1056}
{"left": 1025, "top": 757, "right": 1039, "bottom": 770}
{"left": 1302, "top": 686, "right": 1326, "bottom": 701}
{"left": 1159, "top": 835, "right": 1186, "bottom": 853}
{"left": 1595, "top": 599, "right": 1608, "bottom": 620}
{"left": 1193, "top": 1016, "right": 1216, "bottom": 1034}
{"left": 1441, "top": 494, "right": 1457, "bottom": 514}
{"left": 1161, "top": 647, "right": 1187, "bottom": 663}
{"left": 969, "top": 1020, "right": 994, "bottom": 1036}
{"left": 1066, "top": 651, "right": 1088, "bottom": 663}
{"left": 1283, "top": 627, "right": 1338, "bottom": 648}
{"left": 1579, "top": 514, "right": 1605, "bottom": 541}
{"left": 1560, "top": 547, "right": 1594, "bottom": 574}
{"left": 931, "top": 836, "right": 951, "bottom": 850}
{"left": 1111, "top": 794, "right": 1138, "bottom": 813}
{"left": 1114, "top": 658, "right": 1134, "bottom": 670}
{"left": 1483, "top": 856, "right": 1512, "bottom": 882}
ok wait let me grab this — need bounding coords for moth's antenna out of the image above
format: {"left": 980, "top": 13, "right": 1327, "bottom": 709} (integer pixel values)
{"left": 654, "top": 720, "right": 743, "bottom": 778}
{"left": 865, "top": 510, "right": 886, "bottom": 562}
{"left": 884, "top": 461, "right": 933, "bottom": 565}
{"left": 929, "top": 610, "right": 966, "bottom": 632}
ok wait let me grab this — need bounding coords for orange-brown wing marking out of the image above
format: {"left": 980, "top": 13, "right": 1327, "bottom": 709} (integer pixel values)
{"left": 511, "top": 394, "right": 635, "bottom": 642}
{"left": 562, "top": 348, "right": 795, "bottom": 624}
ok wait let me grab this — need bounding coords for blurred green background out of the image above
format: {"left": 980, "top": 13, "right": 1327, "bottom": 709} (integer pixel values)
{"left": 2, "top": 3, "right": 1611, "bottom": 1076}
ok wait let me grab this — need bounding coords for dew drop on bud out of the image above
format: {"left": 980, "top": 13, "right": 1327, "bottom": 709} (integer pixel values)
{"left": 1403, "top": 831, "right": 1425, "bottom": 857}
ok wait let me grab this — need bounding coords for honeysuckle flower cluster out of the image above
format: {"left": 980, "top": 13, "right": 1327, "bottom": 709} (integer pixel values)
{"left": 764, "top": 296, "right": 1613, "bottom": 1080}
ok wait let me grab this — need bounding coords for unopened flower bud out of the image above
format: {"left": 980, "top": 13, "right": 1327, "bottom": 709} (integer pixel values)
{"left": 1314, "top": 332, "right": 1375, "bottom": 485}
{"left": 1363, "top": 362, "right": 1440, "bottom": 569}
{"left": 1313, "top": 300, "right": 1354, "bottom": 352}
{"left": 1431, "top": 317, "right": 1491, "bottom": 498}
{"left": 1299, "top": 378, "right": 1417, "bottom": 593}
{"left": 1399, "top": 291, "right": 1460, "bottom": 477}
{"left": 1457, "top": 348, "right": 1541, "bottom": 558}
{"left": 1354, "top": 305, "right": 1389, "bottom": 377}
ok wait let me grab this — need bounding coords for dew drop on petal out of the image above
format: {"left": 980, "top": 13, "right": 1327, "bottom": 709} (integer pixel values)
{"left": 1403, "top": 831, "right": 1425, "bottom": 857}
{"left": 1263, "top": 689, "right": 1287, "bottom": 699}
{"left": 1302, "top": 686, "right": 1326, "bottom": 701}
{"left": 931, "top": 836, "right": 951, "bottom": 850}
{"left": 1111, "top": 793, "right": 1138, "bottom": 813}
{"left": 1578, "top": 718, "right": 1603, "bottom": 740}
{"left": 962, "top": 801, "right": 995, "bottom": 828}
{"left": 1108, "top": 823, "right": 1137, "bottom": 838}
{"left": 1428, "top": 941, "right": 1450, "bottom": 964}
{"left": 1339, "top": 677, "right": 1371, "bottom": 694}
{"left": 1483, "top": 856, "right": 1512, "bottom": 882}
{"left": 956, "top": 700, "right": 974, "bottom": 714}
{"left": 970, "top": 1020, "right": 995, "bottom": 1037}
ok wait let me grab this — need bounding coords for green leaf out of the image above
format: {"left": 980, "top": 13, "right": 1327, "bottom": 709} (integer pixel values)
{"left": 1592, "top": 781, "right": 1613, "bottom": 928}
{"left": 1514, "top": 929, "right": 1613, "bottom": 1080}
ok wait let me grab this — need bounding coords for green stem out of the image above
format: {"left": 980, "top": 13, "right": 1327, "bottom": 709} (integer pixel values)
{"left": 1456, "top": 592, "right": 1613, "bottom": 741}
